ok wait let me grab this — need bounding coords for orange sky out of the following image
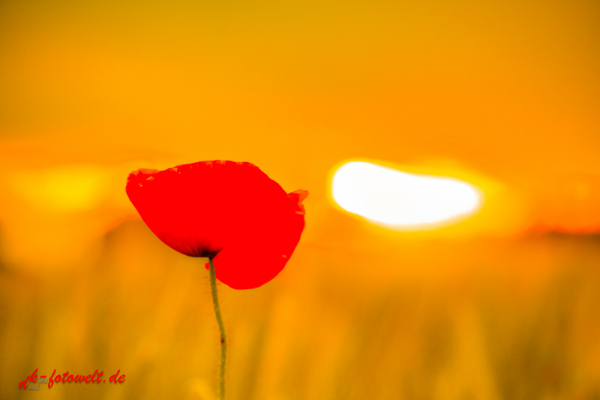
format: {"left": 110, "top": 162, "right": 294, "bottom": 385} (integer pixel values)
{"left": 0, "top": 0, "right": 599, "bottom": 268}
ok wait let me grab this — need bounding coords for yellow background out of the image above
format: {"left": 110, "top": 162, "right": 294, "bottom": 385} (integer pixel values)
{"left": 1, "top": 0, "right": 600, "bottom": 399}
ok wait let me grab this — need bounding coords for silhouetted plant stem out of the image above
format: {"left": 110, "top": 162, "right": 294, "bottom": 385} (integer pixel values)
{"left": 208, "top": 258, "right": 226, "bottom": 400}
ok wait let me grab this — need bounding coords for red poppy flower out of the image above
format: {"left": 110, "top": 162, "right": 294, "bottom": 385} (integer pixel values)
{"left": 126, "top": 160, "right": 307, "bottom": 289}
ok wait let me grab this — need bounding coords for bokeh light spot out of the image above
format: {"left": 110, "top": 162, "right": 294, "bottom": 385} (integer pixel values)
{"left": 9, "top": 164, "right": 109, "bottom": 213}
{"left": 331, "top": 161, "right": 484, "bottom": 230}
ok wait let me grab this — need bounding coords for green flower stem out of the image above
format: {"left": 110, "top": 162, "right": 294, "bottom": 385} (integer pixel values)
{"left": 208, "top": 258, "right": 226, "bottom": 400}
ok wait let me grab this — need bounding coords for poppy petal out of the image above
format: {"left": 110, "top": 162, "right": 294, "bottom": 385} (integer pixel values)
{"left": 126, "top": 160, "right": 307, "bottom": 289}
{"left": 212, "top": 190, "right": 306, "bottom": 289}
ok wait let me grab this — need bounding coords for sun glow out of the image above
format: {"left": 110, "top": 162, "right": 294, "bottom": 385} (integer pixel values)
{"left": 331, "top": 161, "right": 484, "bottom": 230}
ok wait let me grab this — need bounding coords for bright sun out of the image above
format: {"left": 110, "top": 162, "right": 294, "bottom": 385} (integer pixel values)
{"left": 331, "top": 161, "right": 484, "bottom": 230}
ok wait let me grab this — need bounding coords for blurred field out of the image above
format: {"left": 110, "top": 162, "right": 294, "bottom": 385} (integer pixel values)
{"left": 2, "top": 215, "right": 600, "bottom": 400}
